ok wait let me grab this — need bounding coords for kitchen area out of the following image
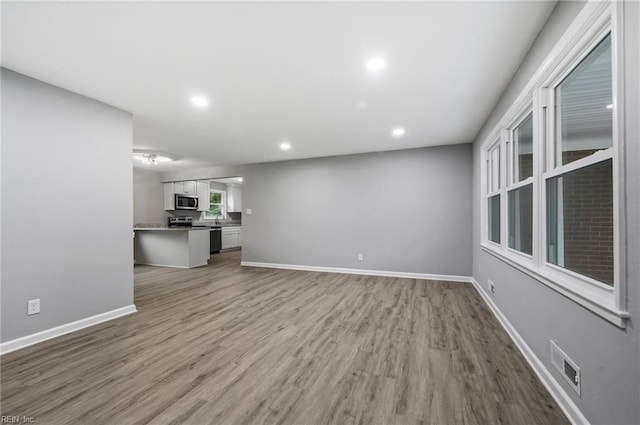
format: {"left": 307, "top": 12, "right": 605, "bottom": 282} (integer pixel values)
{"left": 133, "top": 176, "right": 243, "bottom": 268}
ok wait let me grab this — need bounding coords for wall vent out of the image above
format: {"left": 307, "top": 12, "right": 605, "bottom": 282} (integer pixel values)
{"left": 550, "top": 340, "right": 581, "bottom": 395}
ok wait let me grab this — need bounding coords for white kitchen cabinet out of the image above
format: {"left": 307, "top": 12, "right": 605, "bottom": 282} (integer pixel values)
{"left": 164, "top": 183, "right": 175, "bottom": 210}
{"left": 227, "top": 185, "right": 242, "bottom": 213}
{"left": 221, "top": 226, "right": 242, "bottom": 249}
{"left": 164, "top": 181, "right": 204, "bottom": 210}
{"left": 174, "top": 181, "right": 197, "bottom": 195}
{"left": 196, "top": 181, "right": 209, "bottom": 212}
{"left": 221, "top": 232, "right": 235, "bottom": 249}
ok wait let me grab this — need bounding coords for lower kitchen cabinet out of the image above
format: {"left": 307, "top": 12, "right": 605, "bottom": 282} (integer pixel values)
{"left": 221, "top": 227, "right": 242, "bottom": 249}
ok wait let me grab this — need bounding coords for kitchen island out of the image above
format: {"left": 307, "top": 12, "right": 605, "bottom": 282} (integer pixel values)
{"left": 134, "top": 227, "right": 210, "bottom": 268}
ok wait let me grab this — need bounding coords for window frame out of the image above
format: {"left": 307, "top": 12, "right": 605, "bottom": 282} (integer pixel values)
{"left": 508, "top": 111, "right": 535, "bottom": 186}
{"left": 506, "top": 108, "right": 535, "bottom": 259}
{"left": 201, "top": 189, "right": 226, "bottom": 220}
{"left": 480, "top": 0, "right": 628, "bottom": 327}
{"left": 484, "top": 139, "right": 502, "bottom": 248}
{"left": 541, "top": 27, "right": 617, "bottom": 290}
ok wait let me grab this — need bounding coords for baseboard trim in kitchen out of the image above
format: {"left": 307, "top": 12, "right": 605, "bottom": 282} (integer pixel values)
{"left": 241, "top": 261, "right": 472, "bottom": 283}
{"left": 470, "top": 278, "right": 588, "bottom": 425}
{"left": 0, "top": 304, "right": 137, "bottom": 355}
{"left": 135, "top": 262, "right": 190, "bottom": 268}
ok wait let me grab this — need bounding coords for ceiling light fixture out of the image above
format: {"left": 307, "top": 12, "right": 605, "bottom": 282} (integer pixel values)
{"left": 190, "top": 95, "right": 209, "bottom": 108}
{"left": 280, "top": 141, "right": 291, "bottom": 151}
{"left": 133, "top": 150, "right": 176, "bottom": 165}
{"left": 392, "top": 127, "right": 406, "bottom": 138}
{"left": 606, "top": 104, "right": 613, "bottom": 109}
{"left": 142, "top": 154, "right": 159, "bottom": 165}
{"left": 365, "top": 57, "right": 386, "bottom": 72}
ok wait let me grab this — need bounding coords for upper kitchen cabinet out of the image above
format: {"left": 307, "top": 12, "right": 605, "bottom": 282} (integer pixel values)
{"left": 163, "top": 180, "right": 207, "bottom": 211}
{"left": 196, "top": 181, "right": 209, "bottom": 212}
{"left": 174, "top": 180, "right": 197, "bottom": 195}
{"left": 226, "top": 185, "right": 242, "bottom": 213}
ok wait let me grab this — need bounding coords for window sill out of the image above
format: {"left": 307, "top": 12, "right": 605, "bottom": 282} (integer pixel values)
{"left": 480, "top": 243, "right": 629, "bottom": 328}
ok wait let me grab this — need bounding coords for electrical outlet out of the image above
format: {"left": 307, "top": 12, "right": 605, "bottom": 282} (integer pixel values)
{"left": 488, "top": 280, "right": 496, "bottom": 295}
{"left": 27, "top": 299, "right": 40, "bottom": 315}
{"left": 246, "top": 208, "right": 252, "bottom": 215}
{"left": 357, "top": 253, "right": 364, "bottom": 261}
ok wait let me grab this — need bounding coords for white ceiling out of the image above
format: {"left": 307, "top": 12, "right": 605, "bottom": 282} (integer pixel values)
{"left": 2, "top": 1, "right": 556, "bottom": 171}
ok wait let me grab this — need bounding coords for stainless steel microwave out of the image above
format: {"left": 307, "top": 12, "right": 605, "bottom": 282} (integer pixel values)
{"left": 175, "top": 194, "right": 198, "bottom": 210}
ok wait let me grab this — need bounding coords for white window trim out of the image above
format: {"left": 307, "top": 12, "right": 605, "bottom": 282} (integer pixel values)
{"left": 505, "top": 107, "right": 534, "bottom": 257}
{"left": 480, "top": 0, "right": 629, "bottom": 328}
{"left": 484, "top": 140, "right": 502, "bottom": 245}
{"left": 508, "top": 176, "right": 534, "bottom": 191}
{"left": 507, "top": 110, "right": 534, "bottom": 186}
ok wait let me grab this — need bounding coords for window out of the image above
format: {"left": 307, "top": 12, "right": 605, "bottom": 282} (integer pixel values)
{"left": 507, "top": 112, "right": 534, "bottom": 255}
{"left": 480, "top": 3, "right": 625, "bottom": 327}
{"left": 512, "top": 113, "right": 534, "bottom": 183}
{"left": 546, "top": 33, "right": 614, "bottom": 286}
{"left": 546, "top": 160, "right": 613, "bottom": 285}
{"left": 204, "top": 190, "right": 226, "bottom": 219}
{"left": 554, "top": 34, "right": 612, "bottom": 167}
{"left": 508, "top": 184, "right": 533, "bottom": 255}
{"left": 486, "top": 143, "right": 501, "bottom": 244}
{"left": 488, "top": 195, "right": 500, "bottom": 244}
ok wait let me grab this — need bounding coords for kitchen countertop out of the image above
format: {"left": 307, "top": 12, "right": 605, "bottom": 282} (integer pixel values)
{"left": 133, "top": 227, "right": 212, "bottom": 231}
{"left": 134, "top": 224, "right": 241, "bottom": 231}
{"left": 194, "top": 224, "right": 242, "bottom": 228}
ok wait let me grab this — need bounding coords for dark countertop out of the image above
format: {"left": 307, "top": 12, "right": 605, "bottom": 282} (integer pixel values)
{"left": 133, "top": 227, "right": 211, "bottom": 231}
{"left": 135, "top": 224, "right": 241, "bottom": 231}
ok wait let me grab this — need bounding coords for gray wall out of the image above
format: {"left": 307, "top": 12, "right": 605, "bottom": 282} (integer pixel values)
{"left": 1, "top": 69, "right": 135, "bottom": 343}
{"left": 241, "top": 145, "right": 472, "bottom": 276}
{"left": 133, "top": 167, "right": 169, "bottom": 225}
{"left": 471, "top": 2, "right": 640, "bottom": 424}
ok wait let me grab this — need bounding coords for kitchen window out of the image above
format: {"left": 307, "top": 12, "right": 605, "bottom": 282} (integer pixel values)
{"left": 480, "top": 1, "right": 627, "bottom": 327}
{"left": 203, "top": 190, "right": 226, "bottom": 219}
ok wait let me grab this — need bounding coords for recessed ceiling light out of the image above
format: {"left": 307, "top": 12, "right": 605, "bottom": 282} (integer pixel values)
{"left": 280, "top": 141, "right": 291, "bottom": 151}
{"left": 392, "top": 127, "right": 405, "bottom": 138}
{"left": 606, "top": 104, "right": 613, "bottom": 109}
{"left": 365, "top": 57, "right": 386, "bottom": 72}
{"left": 190, "top": 95, "right": 209, "bottom": 108}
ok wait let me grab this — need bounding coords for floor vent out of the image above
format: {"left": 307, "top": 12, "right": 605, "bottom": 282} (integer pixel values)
{"left": 550, "top": 340, "right": 581, "bottom": 395}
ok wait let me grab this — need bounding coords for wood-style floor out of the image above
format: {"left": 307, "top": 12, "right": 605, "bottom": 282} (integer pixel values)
{"left": 1, "top": 250, "right": 568, "bottom": 425}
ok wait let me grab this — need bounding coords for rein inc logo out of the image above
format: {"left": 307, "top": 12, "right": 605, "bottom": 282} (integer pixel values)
{"left": 1, "top": 417, "right": 34, "bottom": 423}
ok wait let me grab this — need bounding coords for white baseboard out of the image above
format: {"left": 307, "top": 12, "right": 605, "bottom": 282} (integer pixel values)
{"left": 470, "top": 278, "right": 589, "bottom": 425}
{"left": 0, "top": 304, "right": 137, "bottom": 355}
{"left": 241, "top": 261, "right": 472, "bottom": 283}
{"left": 135, "top": 262, "right": 190, "bottom": 269}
